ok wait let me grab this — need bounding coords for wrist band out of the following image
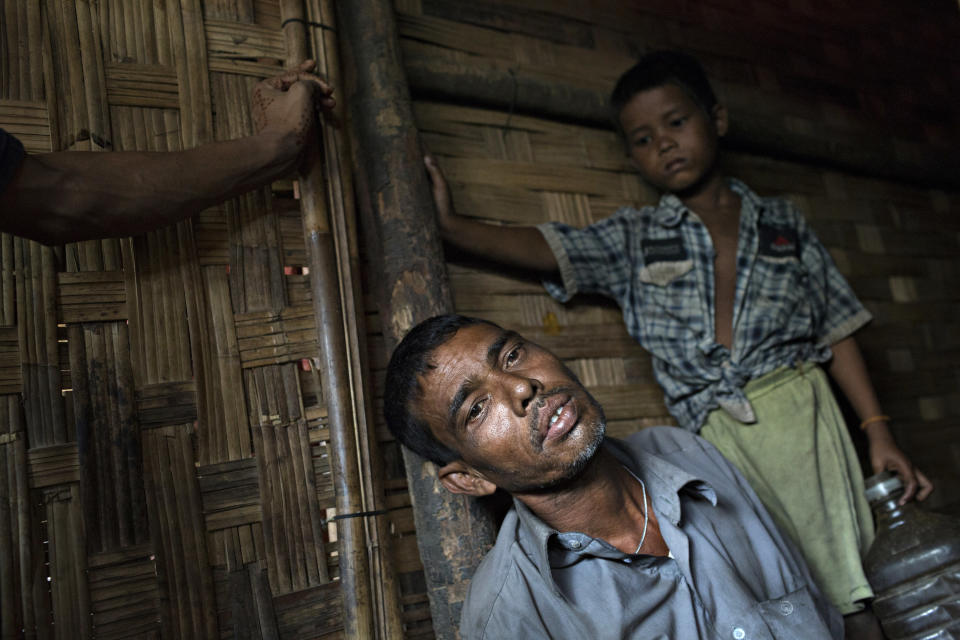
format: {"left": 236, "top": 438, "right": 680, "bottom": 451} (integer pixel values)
{"left": 859, "top": 414, "right": 890, "bottom": 430}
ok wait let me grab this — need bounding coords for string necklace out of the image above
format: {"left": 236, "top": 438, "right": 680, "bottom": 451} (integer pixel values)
{"left": 623, "top": 465, "right": 649, "bottom": 554}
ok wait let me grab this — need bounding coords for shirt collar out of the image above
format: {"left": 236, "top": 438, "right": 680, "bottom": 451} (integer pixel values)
{"left": 653, "top": 178, "right": 764, "bottom": 228}
{"left": 511, "top": 438, "right": 718, "bottom": 592}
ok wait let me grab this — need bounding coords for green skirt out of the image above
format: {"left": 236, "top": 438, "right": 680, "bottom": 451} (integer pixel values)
{"left": 700, "top": 363, "right": 875, "bottom": 614}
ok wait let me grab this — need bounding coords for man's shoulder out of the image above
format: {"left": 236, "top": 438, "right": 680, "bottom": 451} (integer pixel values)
{"left": 622, "top": 424, "right": 709, "bottom": 455}
{"left": 461, "top": 509, "right": 537, "bottom": 636}
{"left": 617, "top": 426, "right": 739, "bottom": 480}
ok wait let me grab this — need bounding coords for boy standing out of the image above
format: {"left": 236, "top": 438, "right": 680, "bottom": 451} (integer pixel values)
{"left": 424, "top": 51, "right": 931, "bottom": 636}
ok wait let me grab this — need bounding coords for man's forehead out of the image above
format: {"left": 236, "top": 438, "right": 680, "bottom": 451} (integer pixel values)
{"left": 423, "top": 324, "right": 507, "bottom": 383}
{"left": 416, "top": 324, "right": 517, "bottom": 412}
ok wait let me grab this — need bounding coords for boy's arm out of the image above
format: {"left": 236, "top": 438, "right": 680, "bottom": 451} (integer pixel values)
{"left": 0, "top": 61, "right": 333, "bottom": 246}
{"left": 424, "top": 155, "right": 558, "bottom": 274}
{"left": 828, "top": 336, "right": 933, "bottom": 503}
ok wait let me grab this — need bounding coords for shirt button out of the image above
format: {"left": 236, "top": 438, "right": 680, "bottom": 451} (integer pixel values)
{"left": 732, "top": 628, "right": 746, "bottom": 640}
{"left": 570, "top": 540, "right": 582, "bottom": 549}
{"left": 779, "top": 600, "right": 794, "bottom": 616}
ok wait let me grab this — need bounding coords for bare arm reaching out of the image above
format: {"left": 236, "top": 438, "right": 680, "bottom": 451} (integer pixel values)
{"left": 424, "top": 154, "right": 558, "bottom": 275}
{"left": 0, "top": 60, "right": 334, "bottom": 245}
{"left": 829, "top": 335, "right": 933, "bottom": 503}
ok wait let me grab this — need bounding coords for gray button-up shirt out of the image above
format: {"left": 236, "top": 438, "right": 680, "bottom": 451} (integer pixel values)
{"left": 460, "top": 427, "right": 843, "bottom": 639}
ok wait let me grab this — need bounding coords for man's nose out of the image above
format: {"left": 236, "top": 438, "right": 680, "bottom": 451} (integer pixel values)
{"left": 502, "top": 372, "right": 541, "bottom": 416}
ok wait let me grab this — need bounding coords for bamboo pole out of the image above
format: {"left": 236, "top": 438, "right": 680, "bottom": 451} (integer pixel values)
{"left": 277, "top": 2, "right": 376, "bottom": 636}
{"left": 336, "top": 1, "right": 499, "bottom": 638}
{"left": 302, "top": 0, "right": 405, "bottom": 635}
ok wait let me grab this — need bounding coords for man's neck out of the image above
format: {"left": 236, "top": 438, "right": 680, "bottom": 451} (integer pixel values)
{"left": 514, "top": 445, "right": 655, "bottom": 553}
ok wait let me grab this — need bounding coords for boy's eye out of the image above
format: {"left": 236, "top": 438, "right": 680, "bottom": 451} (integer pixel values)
{"left": 670, "top": 116, "right": 688, "bottom": 127}
{"left": 633, "top": 135, "right": 651, "bottom": 147}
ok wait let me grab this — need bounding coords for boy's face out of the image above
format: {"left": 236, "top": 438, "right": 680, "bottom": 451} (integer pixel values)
{"left": 412, "top": 323, "right": 606, "bottom": 494}
{"left": 619, "top": 83, "right": 727, "bottom": 194}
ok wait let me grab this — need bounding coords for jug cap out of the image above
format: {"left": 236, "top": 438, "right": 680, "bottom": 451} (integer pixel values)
{"left": 864, "top": 471, "right": 903, "bottom": 503}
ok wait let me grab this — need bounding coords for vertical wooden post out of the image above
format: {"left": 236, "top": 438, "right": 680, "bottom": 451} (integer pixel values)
{"left": 278, "top": 1, "right": 376, "bottom": 637}
{"left": 335, "top": 1, "right": 497, "bottom": 638}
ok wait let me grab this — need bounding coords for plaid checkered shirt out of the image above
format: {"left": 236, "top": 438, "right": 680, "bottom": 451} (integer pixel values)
{"left": 538, "top": 179, "right": 871, "bottom": 431}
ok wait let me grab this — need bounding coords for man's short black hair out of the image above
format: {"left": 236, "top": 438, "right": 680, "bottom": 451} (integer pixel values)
{"left": 384, "top": 314, "right": 496, "bottom": 466}
{"left": 610, "top": 50, "right": 718, "bottom": 128}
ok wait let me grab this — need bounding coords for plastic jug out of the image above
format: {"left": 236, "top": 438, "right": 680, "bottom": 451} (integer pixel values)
{"left": 863, "top": 471, "right": 960, "bottom": 639}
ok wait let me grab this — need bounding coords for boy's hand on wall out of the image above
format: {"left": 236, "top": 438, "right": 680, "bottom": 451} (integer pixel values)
{"left": 424, "top": 155, "right": 457, "bottom": 233}
{"left": 866, "top": 426, "right": 933, "bottom": 504}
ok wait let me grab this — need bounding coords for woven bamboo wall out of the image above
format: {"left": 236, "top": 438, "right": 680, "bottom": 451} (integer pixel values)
{"left": 0, "top": 1, "right": 403, "bottom": 638}
{"left": 362, "top": 6, "right": 960, "bottom": 605}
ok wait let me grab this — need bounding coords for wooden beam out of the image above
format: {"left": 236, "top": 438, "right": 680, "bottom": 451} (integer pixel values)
{"left": 337, "top": 1, "right": 498, "bottom": 637}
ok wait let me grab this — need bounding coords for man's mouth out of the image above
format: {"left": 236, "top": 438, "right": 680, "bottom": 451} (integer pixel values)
{"left": 539, "top": 395, "right": 578, "bottom": 444}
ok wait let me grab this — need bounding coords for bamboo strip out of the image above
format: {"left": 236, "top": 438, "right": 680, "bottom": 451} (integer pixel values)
{"left": 173, "top": 420, "right": 219, "bottom": 639}
{"left": 0, "top": 327, "right": 22, "bottom": 394}
{"left": 8, "top": 397, "right": 33, "bottom": 636}
{"left": 108, "top": 323, "right": 136, "bottom": 547}
{"left": 1, "top": 235, "right": 13, "bottom": 327}
{"left": 0, "top": 397, "right": 26, "bottom": 638}
{"left": 88, "top": 324, "right": 118, "bottom": 548}
{"left": 38, "top": 0, "right": 61, "bottom": 153}
{"left": 249, "top": 563, "right": 281, "bottom": 640}
{"left": 0, "top": 437, "right": 14, "bottom": 635}
{"left": 44, "top": 485, "right": 92, "bottom": 639}
{"left": 151, "top": 431, "right": 187, "bottom": 639}
{"left": 277, "top": 422, "right": 305, "bottom": 590}
{"left": 297, "top": 417, "right": 329, "bottom": 582}
{"left": 205, "top": 19, "right": 286, "bottom": 59}
{"left": 26, "top": 442, "right": 80, "bottom": 488}
{"left": 76, "top": 0, "right": 110, "bottom": 146}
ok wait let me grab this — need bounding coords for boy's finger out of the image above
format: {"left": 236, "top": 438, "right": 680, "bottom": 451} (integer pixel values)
{"left": 898, "top": 469, "right": 918, "bottom": 504}
{"left": 914, "top": 470, "right": 933, "bottom": 501}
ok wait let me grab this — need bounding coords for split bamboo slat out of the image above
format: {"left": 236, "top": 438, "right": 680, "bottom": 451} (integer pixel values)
{"left": 1, "top": 0, "right": 406, "bottom": 638}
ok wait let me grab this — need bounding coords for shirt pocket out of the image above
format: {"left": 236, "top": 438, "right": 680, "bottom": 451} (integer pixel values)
{"left": 750, "top": 255, "right": 814, "bottom": 332}
{"left": 756, "top": 584, "right": 835, "bottom": 638}
{"left": 638, "top": 258, "right": 694, "bottom": 286}
{"left": 637, "top": 258, "right": 698, "bottom": 324}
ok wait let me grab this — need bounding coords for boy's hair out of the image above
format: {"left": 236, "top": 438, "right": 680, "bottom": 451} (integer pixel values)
{"left": 384, "top": 314, "right": 496, "bottom": 466}
{"left": 610, "top": 50, "right": 718, "bottom": 127}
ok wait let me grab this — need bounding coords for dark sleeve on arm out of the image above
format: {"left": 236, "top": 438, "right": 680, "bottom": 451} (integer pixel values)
{"left": 0, "top": 129, "right": 27, "bottom": 194}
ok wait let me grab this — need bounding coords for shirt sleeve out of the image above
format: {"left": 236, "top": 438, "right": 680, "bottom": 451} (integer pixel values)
{"left": 536, "top": 207, "right": 640, "bottom": 304}
{"left": 0, "top": 129, "right": 27, "bottom": 195}
{"left": 796, "top": 209, "right": 872, "bottom": 347}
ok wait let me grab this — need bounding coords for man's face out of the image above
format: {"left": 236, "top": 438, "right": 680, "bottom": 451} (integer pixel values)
{"left": 413, "top": 323, "right": 605, "bottom": 494}
{"left": 619, "top": 83, "right": 726, "bottom": 194}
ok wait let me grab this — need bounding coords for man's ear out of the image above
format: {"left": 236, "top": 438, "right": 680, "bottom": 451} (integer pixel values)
{"left": 712, "top": 104, "right": 729, "bottom": 137}
{"left": 438, "top": 460, "right": 498, "bottom": 497}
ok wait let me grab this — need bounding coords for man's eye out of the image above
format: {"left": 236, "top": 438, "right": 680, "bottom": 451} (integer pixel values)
{"left": 468, "top": 400, "right": 484, "bottom": 422}
{"left": 505, "top": 346, "right": 522, "bottom": 366}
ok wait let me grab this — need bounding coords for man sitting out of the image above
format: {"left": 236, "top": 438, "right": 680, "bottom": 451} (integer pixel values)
{"left": 384, "top": 314, "right": 843, "bottom": 639}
